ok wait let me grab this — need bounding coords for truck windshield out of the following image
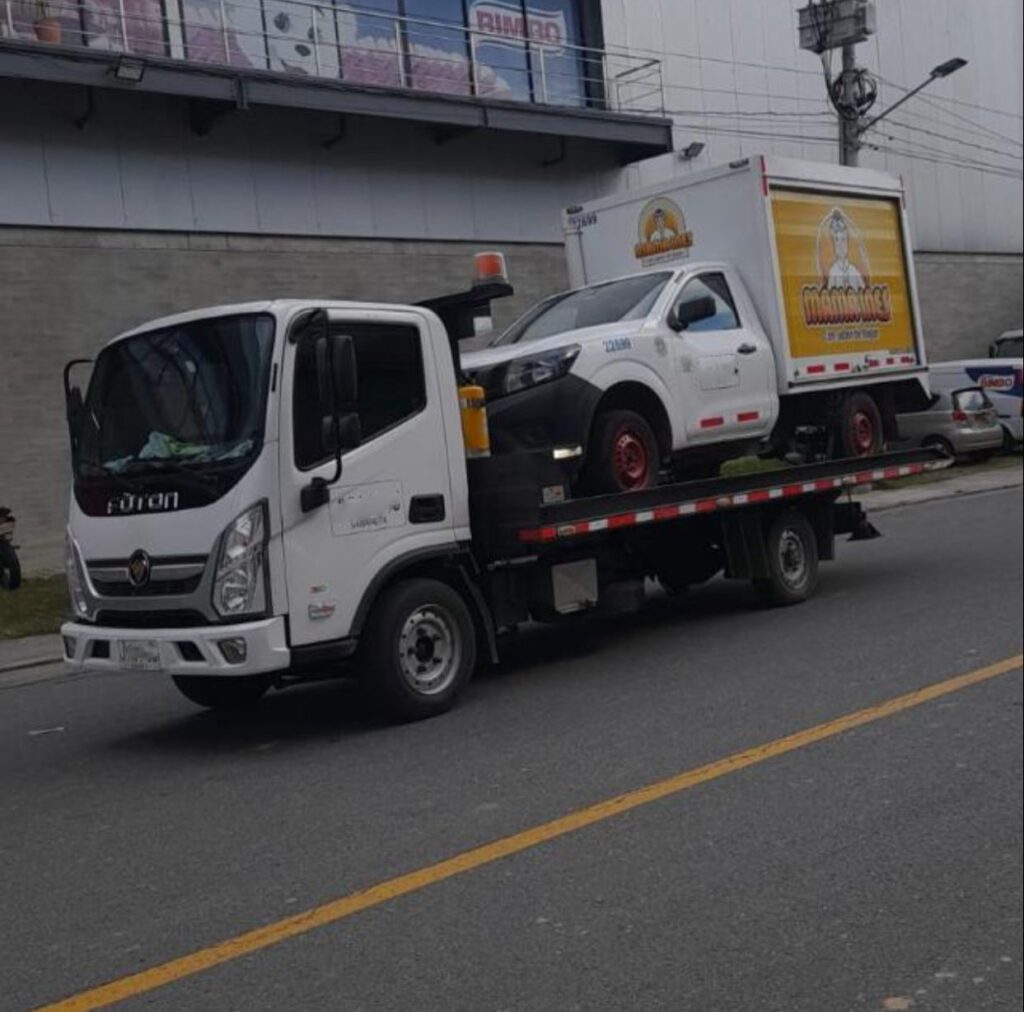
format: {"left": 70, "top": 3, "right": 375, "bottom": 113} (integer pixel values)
{"left": 73, "top": 314, "right": 274, "bottom": 510}
{"left": 492, "top": 272, "right": 672, "bottom": 347}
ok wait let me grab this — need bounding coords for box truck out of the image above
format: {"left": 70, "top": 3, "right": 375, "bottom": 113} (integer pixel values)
{"left": 59, "top": 264, "right": 949, "bottom": 720}
{"left": 463, "top": 156, "right": 930, "bottom": 493}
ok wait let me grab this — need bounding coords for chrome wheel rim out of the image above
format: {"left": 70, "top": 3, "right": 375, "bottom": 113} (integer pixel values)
{"left": 397, "top": 604, "right": 460, "bottom": 696}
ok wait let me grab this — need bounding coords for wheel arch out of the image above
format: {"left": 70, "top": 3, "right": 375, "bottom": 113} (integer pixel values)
{"left": 350, "top": 547, "right": 498, "bottom": 663}
{"left": 590, "top": 381, "right": 674, "bottom": 461}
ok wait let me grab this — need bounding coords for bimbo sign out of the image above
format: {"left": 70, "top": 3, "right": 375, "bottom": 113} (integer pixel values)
{"left": 471, "top": 1, "right": 568, "bottom": 53}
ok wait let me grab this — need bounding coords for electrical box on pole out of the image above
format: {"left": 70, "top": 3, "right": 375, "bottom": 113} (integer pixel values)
{"left": 797, "top": 0, "right": 876, "bottom": 54}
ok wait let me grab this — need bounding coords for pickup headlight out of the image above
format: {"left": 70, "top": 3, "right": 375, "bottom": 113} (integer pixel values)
{"left": 479, "top": 345, "right": 581, "bottom": 400}
{"left": 212, "top": 502, "right": 269, "bottom": 620}
{"left": 64, "top": 531, "right": 89, "bottom": 618}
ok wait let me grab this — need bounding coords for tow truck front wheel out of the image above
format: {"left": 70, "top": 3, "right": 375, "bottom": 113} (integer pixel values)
{"left": 362, "top": 578, "right": 477, "bottom": 721}
{"left": 754, "top": 510, "right": 819, "bottom": 606}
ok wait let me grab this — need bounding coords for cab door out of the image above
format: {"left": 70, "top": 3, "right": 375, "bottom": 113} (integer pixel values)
{"left": 668, "top": 270, "right": 774, "bottom": 444}
{"left": 279, "top": 309, "right": 458, "bottom": 648}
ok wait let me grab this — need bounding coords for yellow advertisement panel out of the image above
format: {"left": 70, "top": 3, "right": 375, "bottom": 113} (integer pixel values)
{"left": 770, "top": 189, "right": 916, "bottom": 360}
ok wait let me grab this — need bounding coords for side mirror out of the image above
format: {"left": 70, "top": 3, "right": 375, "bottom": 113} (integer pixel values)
{"left": 320, "top": 412, "right": 362, "bottom": 456}
{"left": 669, "top": 295, "right": 717, "bottom": 331}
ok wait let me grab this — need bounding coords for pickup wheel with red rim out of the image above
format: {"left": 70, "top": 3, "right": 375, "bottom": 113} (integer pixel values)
{"left": 584, "top": 409, "right": 658, "bottom": 494}
{"left": 837, "top": 391, "right": 884, "bottom": 458}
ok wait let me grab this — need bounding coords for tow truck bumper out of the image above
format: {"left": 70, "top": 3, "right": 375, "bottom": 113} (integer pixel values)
{"left": 59, "top": 616, "right": 290, "bottom": 678}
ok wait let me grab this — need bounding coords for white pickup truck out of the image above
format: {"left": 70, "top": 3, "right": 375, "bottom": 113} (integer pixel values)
{"left": 464, "top": 156, "right": 930, "bottom": 492}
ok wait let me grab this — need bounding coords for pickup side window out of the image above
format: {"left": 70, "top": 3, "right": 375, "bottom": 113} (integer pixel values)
{"left": 293, "top": 322, "right": 427, "bottom": 470}
{"left": 675, "top": 273, "right": 741, "bottom": 332}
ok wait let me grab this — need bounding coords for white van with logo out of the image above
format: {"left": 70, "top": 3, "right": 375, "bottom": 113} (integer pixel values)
{"left": 928, "top": 360, "right": 1023, "bottom": 447}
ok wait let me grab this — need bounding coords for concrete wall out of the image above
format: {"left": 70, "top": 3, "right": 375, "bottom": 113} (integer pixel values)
{"left": 0, "top": 226, "right": 570, "bottom": 571}
{"left": 914, "top": 252, "right": 1024, "bottom": 362}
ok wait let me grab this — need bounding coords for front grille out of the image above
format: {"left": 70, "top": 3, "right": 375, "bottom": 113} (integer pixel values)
{"left": 87, "top": 555, "right": 206, "bottom": 599}
{"left": 91, "top": 575, "right": 203, "bottom": 597}
{"left": 93, "top": 610, "right": 211, "bottom": 629}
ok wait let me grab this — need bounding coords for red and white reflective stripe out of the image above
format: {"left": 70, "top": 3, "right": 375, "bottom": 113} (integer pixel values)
{"left": 832, "top": 362, "right": 851, "bottom": 372}
{"left": 806, "top": 364, "right": 826, "bottom": 375}
{"left": 900, "top": 354, "right": 916, "bottom": 364}
{"left": 518, "top": 462, "right": 935, "bottom": 544}
{"left": 699, "top": 416, "right": 725, "bottom": 429}
{"left": 737, "top": 410, "right": 760, "bottom": 423}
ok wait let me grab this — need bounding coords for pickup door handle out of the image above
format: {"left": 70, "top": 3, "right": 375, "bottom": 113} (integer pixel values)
{"left": 737, "top": 343, "right": 758, "bottom": 355}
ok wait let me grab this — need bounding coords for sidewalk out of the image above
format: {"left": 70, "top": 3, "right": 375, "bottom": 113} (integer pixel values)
{"left": 857, "top": 460, "right": 1023, "bottom": 512}
{"left": 0, "top": 634, "right": 64, "bottom": 674}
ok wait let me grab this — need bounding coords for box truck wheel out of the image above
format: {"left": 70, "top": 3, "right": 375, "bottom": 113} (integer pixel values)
{"left": 362, "top": 578, "right": 477, "bottom": 721}
{"left": 584, "top": 409, "right": 658, "bottom": 493}
{"left": 754, "top": 510, "right": 819, "bottom": 606}
{"left": 172, "top": 674, "right": 271, "bottom": 709}
{"left": 838, "top": 392, "right": 883, "bottom": 458}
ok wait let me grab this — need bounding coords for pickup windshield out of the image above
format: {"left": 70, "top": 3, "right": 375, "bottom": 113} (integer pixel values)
{"left": 73, "top": 314, "right": 274, "bottom": 512}
{"left": 492, "top": 272, "right": 672, "bottom": 347}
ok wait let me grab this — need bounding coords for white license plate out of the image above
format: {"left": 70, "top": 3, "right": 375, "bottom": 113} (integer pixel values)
{"left": 118, "top": 639, "right": 162, "bottom": 671}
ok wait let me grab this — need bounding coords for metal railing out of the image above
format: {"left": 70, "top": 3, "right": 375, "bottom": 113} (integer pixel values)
{"left": 1, "top": 0, "right": 664, "bottom": 116}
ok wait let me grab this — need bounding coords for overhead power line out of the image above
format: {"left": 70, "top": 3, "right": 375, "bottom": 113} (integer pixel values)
{"left": 865, "top": 143, "right": 1023, "bottom": 181}
{"left": 868, "top": 118, "right": 1023, "bottom": 163}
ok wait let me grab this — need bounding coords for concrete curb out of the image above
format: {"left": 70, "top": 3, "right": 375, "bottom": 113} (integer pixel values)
{"left": 0, "top": 654, "right": 64, "bottom": 675}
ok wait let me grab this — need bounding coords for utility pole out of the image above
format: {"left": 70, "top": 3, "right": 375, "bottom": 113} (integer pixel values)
{"left": 839, "top": 43, "right": 860, "bottom": 166}
{"left": 797, "top": 0, "right": 877, "bottom": 166}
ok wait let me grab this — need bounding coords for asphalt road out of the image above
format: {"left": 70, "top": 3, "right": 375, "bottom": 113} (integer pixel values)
{"left": 2, "top": 488, "right": 1021, "bottom": 1012}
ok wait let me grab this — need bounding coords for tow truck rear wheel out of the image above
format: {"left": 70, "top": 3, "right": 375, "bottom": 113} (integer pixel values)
{"left": 361, "top": 578, "right": 477, "bottom": 721}
{"left": 754, "top": 510, "right": 819, "bottom": 606}
{"left": 172, "top": 674, "right": 271, "bottom": 709}
{"left": 584, "top": 409, "right": 658, "bottom": 494}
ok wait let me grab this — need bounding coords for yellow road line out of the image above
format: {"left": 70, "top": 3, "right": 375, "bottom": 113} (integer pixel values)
{"left": 37, "top": 653, "right": 1023, "bottom": 1012}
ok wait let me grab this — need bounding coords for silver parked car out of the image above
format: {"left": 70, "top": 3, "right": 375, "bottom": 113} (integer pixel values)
{"left": 897, "top": 387, "right": 1003, "bottom": 463}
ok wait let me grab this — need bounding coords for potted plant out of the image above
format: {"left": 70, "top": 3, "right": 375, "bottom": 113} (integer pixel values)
{"left": 33, "top": 0, "right": 62, "bottom": 43}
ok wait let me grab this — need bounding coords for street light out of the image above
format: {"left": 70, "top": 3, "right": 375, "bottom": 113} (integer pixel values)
{"left": 858, "top": 57, "right": 967, "bottom": 135}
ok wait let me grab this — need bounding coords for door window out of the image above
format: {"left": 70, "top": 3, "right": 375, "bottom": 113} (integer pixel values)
{"left": 676, "top": 273, "right": 741, "bottom": 332}
{"left": 293, "top": 322, "right": 427, "bottom": 469}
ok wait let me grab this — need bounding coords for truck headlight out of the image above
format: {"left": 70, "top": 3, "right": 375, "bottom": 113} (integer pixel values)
{"left": 212, "top": 502, "right": 269, "bottom": 620}
{"left": 480, "top": 345, "right": 581, "bottom": 399}
{"left": 64, "top": 531, "right": 89, "bottom": 618}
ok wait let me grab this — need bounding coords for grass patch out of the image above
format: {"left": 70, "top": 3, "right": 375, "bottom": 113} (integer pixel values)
{"left": 0, "top": 575, "right": 69, "bottom": 639}
{"left": 719, "top": 456, "right": 788, "bottom": 477}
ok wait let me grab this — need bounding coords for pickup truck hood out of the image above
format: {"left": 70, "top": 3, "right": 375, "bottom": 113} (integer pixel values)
{"left": 462, "top": 322, "right": 641, "bottom": 371}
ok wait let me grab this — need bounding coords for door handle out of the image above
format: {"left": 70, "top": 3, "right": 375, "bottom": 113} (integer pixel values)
{"left": 737, "top": 343, "right": 758, "bottom": 355}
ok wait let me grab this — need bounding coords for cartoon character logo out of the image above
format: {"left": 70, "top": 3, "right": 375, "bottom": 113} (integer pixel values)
{"left": 821, "top": 209, "right": 867, "bottom": 291}
{"left": 634, "top": 197, "right": 694, "bottom": 264}
{"left": 801, "top": 205, "right": 892, "bottom": 333}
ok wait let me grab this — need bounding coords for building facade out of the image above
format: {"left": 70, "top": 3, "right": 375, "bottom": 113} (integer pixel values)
{"left": 1, "top": 0, "right": 1021, "bottom": 565}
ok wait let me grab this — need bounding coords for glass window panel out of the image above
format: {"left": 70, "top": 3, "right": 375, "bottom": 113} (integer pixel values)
{"left": 337, "top": 0, "right": 402, "bottom": 88}
{"left": 404, "top": 0, "right": 469, "bottom": 96}
{"left": 4, "top": 0, "right": 84, "bottom": 46}
{"left": 263, "top": 0, "right": 339, "bottom": 76}
{"left": 181, "top": 0, "right": 268, "bottom": 68}
{"left": 467, "top": 0, "right": 530, "bottom": 101}
{"left": 77, "top": 0, "right": 167, "bottom": 54}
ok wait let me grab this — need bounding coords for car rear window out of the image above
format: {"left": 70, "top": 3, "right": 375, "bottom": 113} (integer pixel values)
{"left": 953, "top": 388, "right": 990, "bottom": 412}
